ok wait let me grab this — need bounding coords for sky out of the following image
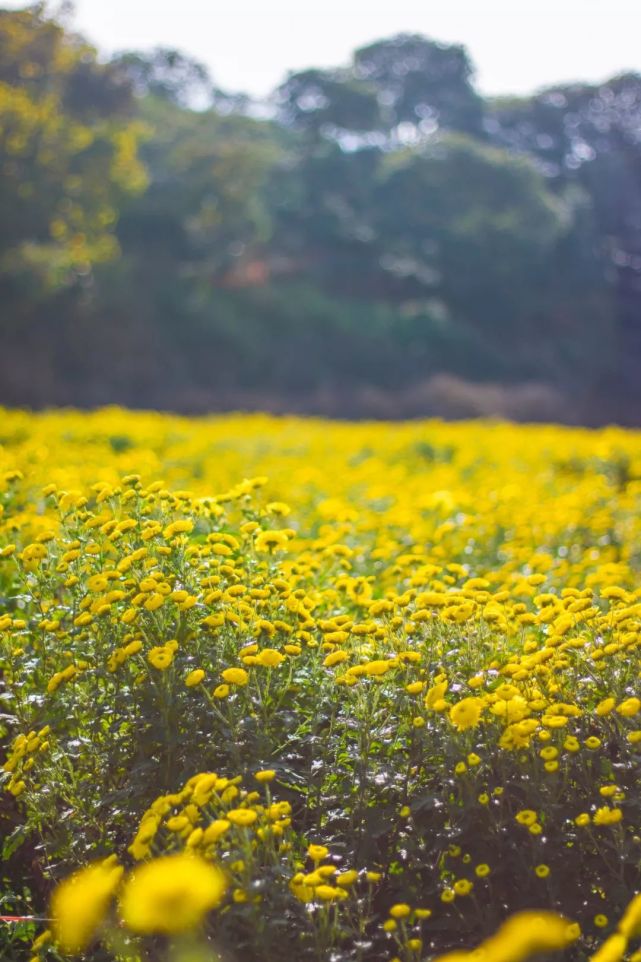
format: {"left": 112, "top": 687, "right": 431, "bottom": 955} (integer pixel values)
{"left": 3, "top": 0, "right": 641, "bottom": 100}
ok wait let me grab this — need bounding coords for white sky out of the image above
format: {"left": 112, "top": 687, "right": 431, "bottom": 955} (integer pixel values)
{"left": 3, "top": 0, "right": 641, "bottom": 99}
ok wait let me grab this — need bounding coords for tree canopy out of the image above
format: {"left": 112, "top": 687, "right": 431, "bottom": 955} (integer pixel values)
{"left": 0, "top": 5, "right": 146, "bottom": 297}
{"left": 1, "top": 8, "right": 640, "bottom": 422}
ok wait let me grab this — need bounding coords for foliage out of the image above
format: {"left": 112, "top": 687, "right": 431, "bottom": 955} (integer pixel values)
{"left": 2, "top": 410, "right": 641, "bottom": 961}
{"left": 0, "top": 5, "right": 147, "bottom": 297}
{"left": 490, "top": 73, "right": 641, "bottom": 406}
{"left": 275, "top": 34, "right": 484, "bottom": 142}
{"left": 117, "top": 96, "right": 284, "bottom": 279}
{"left": 111, "top": 47, "right": 215, "bottom": 109}
{"left": 0, "top": 9, "right": 640, "bottom": 420}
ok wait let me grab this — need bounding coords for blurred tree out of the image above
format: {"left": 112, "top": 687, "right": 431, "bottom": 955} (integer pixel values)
{"left": 269, "top": 127, "right": 612, "bottom": 386}
{"left": 489, "top": 74, "right": 641, "bottom": 407}
{"left": 269, "top": 139, "right": 383, "bottom": 294}
{"left": 373, "top": 134, "right": 613, "bottom": 381}
{"left": 353, "top": 35, "right": 485, "bottom": 137}
{"left": 275, "top": 34, "right": 484, "bottom": 145}
{"left": 0, "top": 4, "right": 147, "bottom": 301}
{"left": 110, "top": 47, "right": 218, "bottom": 110}
{"left": 376, "top": 135, "right": 566, "bottom": 312}
{"left": 274, "top": 67, "right": 383, "bottom": 141}
{"left": 117, "top": 96, "right": 284, "bottom": 278}
{"left": 0, "top": 9, "right": 631, "bottom": 421}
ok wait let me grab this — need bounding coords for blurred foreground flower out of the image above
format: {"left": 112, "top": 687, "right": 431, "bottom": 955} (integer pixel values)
{"left": 434, "top": 910, "right": 576, "bottom": 962}
{"left": 51, "top": 858, "right": 123, "bottom": 954}
{"left": 119, "top": 853, "right": 227, "bottom": 934}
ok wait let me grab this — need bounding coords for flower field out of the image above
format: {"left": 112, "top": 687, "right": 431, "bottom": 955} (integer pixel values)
{"left": 3, "top": 408, "right": 641, "bottom": 962}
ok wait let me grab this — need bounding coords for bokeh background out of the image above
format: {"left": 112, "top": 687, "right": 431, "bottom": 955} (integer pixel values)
{"left": 1, "top": 1, "right": 640, "bottom": 423}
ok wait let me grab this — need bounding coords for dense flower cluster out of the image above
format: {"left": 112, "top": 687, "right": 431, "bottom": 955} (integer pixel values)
{"left": 2, "top": 408, "right": 641, "bottom": 961}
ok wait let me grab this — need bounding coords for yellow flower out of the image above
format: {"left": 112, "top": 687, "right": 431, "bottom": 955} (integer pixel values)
{"left": 596, "top": 698, "right": 616, "bottom": 716}
{"left": 147, "top": 646, "right": 174, "bottom": 670}
{"left": 619, "top": 893, "right": 641, "bottom": 939}
{"left": 324, "top": 650, "right": 348, "bottom": 667}
{"left": 163, "top": 519, "right": 194, "bottom": 539}
{"left": 51, "top": 860, "right": 124, "bottom": 954}
{"left": 254, "top": 769, "right": 276, "bottom": 782}
{"left": 589, "top": 933, "right": 628, "bottom": 962}
{"left": 227, "top": 808, "right": 258, "bottom": 827}
{"left": 255, "top": 530, "right": 290, "bottom": 552}
{"left": 202, "top": 819, "right": 231, "bottom": 844}
{"left": 617, "top": 697, "right": 641, "bottom": 717}
{"left": 119, "top": 854, "right": 226, "bottom": 934}
{"left": 449, "top": 697, "right": 484, "bottom": 731}
{"left": 255, "top": 648, "right": 285, "bottom": 668}
{"left": 600, "top": 785, "right": 618, "bottom": 797}
{"left": 185, "top": 668, "right": 205, "bottom": 687}
{"left": 482, "top": 910, "right": 573, "bottom": 959}
{"left": 221, "top": 667, "right": 249, "bottom": 686}
{"left": 453, "top": 879, "right": 473, "bottom": 896}
{"left": 593, "top": 806, "right": 623, "bottom": 826}
{"left": 307, "top": 843, "right": 330, "bottom": 862}
{"left": 515, "top": 809, "right": 537, "bottom": 826}
{"left": 566, "top": 922, "right": 581, "bottom": 942}
{"left": 315, "top": 884, "right": 343, "bottom": 901}
{"left": 425, "top": 680, "right": 449, "bottom": 710}
{"left": 266, "top": 501, "right": 291, "bottom": 516}
{"left": 390, "top": 903, "right": 411, "bottom": 918}
{"left": 144, "top": 593, "right": 165, "bottom": 612}
{"left": 362, "top": 659, "right": 393, "bottom": 676}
